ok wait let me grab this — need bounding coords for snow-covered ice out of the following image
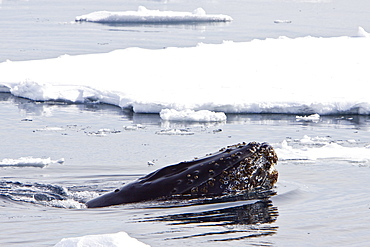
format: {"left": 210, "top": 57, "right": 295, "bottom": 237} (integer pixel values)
{"left": 1, "top": 28, "right": 370, "bottom": 116}
{"left": 75, "top": 6, "right": 232, "bottom": 23}
{"left": 53, "top": 231, "right": 150, "bottom": 247}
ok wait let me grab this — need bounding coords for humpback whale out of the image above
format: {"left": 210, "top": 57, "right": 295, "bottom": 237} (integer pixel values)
{"left": 86, "top": 142, "right": 278, "bottom": 208}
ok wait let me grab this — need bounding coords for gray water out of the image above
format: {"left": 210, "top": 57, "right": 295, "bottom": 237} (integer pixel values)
{"left": 1, "top": 94, "right": 370, "bottom": 246}
{"left": 2, "top": 0, "right": 370, "bottom": 246}
{"left": 1, "top": 0, "right": 370, "bottom": 62}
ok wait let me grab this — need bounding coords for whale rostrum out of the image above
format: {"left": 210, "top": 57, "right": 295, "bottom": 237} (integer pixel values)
{"left": 86, "top": 142, "right": 278, "bottom": 208}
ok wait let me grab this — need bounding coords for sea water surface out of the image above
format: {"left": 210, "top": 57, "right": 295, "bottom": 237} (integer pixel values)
{"left": 1, "top": 0, "right": 370, "bottom": 62}
{"left": 1, "top": 94, "right": 370, "bottom": 246}
{"left": 1, "top": 0, "right": 370, "bottom": 246}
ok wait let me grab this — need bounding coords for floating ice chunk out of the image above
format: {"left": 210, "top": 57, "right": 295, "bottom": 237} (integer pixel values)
{"left": 275, "top": 136, "right": 370, "bottom": 164}
{"left": 36, "top": 126, "right": 65, "bottom": 131}
{"left": 160, "top": 109, "right": 227, "bottom": 122}
{"left": 75, "top": 6, "right": 232, "bottom": 23}
{"left": 53, "top": 231, "right": 150, "bottom": 247}
{"left": 0, "top": 157, "right": 64, "bottom": 168}
{"left": 296, "top": 113, "right": 320, "bottom": 122}
{"left": 86, "top": 128, "right": 121, "bottom": 136}
{"left": 274, "top": 20, "right": 292, "bottom": 24}
{"left": 124, "top": 124, "right": 145, "bottom": 130}
{"left": 155, "top": 129, "right": 195, "bottom": 135}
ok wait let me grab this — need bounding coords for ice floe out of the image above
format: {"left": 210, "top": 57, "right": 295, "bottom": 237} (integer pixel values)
{"left": 155, "top": 129, "right": 195, "bottom": 135}
{"left": 295, "top": 113, "right": 320, "bottom": 122}
{"left": 86, "top": 128, "right": 121, "bottom": 136}
{"left": 0, "top": 157, "right": 64, "bottom": 168}
{"left": 1, "top": 28, "right": 370, "bottom": 115}
{"left": 275, "top": 135, "right": 370, "bottom": 164}
{"left": 53, "top": 231, "right": 150, "bottom": 247}
{"left": 274, "top": 20, "right": 292, "bottom": 24}
{"left": 123, "top": 124, "right": 146, "bottom": 130}
{"left": 75, "top": 6, "right": 232, "bottom": 23}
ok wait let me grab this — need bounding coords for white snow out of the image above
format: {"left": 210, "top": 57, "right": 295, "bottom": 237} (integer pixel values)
{"left": 1, "top": 27, "right": 370, "bottom": 116}
{"left": 53, "top": 231, "right": 150, "bottom": 247}
{"left": 75, "top": 6, "right": 232, "bottom": 23}
{"left": 0, "top": 157, "right": 64, "bottom": 168}
{"left": 160, "top": 109, "right": 227, "bottom": 122}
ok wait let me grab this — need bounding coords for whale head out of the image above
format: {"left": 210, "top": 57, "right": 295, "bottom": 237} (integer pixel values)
{"left": 86, "top": 142, "right": 278, "bottom": 208}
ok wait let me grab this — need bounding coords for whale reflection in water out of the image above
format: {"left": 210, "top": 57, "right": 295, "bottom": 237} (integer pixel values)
{"left": 139, "top": 195, "right": 279, "bottom": 242}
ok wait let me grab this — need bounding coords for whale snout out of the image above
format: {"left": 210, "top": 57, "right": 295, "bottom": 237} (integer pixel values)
{"left": 86, "top": 189, "right": 124, "bottom": 208}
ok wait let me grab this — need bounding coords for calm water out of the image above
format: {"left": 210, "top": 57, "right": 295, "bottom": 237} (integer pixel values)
{"left": 1, "top": 0, "right": 370, "bottom": 62}
{"left": 1, "top": 0, "right": 370, "bottom": 246}
{"left": 1, "top": 94, "right": 370, "bottom": 246}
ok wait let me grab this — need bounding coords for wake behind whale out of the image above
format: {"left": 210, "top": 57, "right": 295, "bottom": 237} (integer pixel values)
{"left": 86, "top": 142, "right": 278, "bottom": 208}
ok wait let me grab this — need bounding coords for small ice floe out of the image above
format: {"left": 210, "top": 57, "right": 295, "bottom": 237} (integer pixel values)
{"left": 0, "top": 157, "right": 64, "bottom": 168}
{"left": 86, "top": 128, "right": 121, "bottom": 136}
{"left": 53, "top": 231, "right": 150, "bottom": 247}
{"left": 275, "top": 135, "right": 370, "bottom": 165}
{"left": 160, "top": 109, "right": 227, "bottom": 122}
{"left": 155, "top": 129, "right": 195, "bottom": 135}
{"left": 123, "top": 124, "right": 145, "bottom": 130}
{"left": 296, "top": 113, "right": 320, "bottom": 122}
{"left": 35, "top": 126, "right": 65, "bottom": 132}
{"left": 75, "top": 6, "right": 232, "bottom": 24}
{"left": 274, "top": 20, "right": 292, "bottom": 24}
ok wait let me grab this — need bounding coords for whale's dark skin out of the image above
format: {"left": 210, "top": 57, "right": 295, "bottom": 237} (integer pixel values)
{"left": 86, "top": 142, "right": 278, "bottom": 208}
